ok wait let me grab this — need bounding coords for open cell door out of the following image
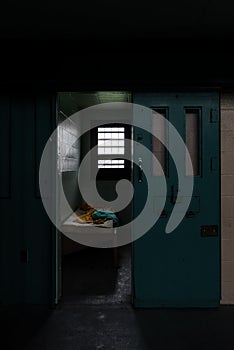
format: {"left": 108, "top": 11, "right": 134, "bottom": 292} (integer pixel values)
{"left": 133, "top": 92, "right": 220, "bottom": 307}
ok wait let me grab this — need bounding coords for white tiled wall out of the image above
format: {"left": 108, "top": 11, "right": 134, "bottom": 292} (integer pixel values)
{"left": 58, "top": 111, "right": 81, "bottom": 223}
{"left": 221, "top": 93, "right": 234, "bottom": 304}
{"left": 58, "top": 112, "right": 80, "bottom": 172}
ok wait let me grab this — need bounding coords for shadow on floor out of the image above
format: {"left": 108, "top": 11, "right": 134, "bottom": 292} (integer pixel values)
{"left": 0, "top": 304, "right": 52, "bottom": 349}
{"left": 62, "top": 247, "right": 117, "bottom": 295}
{"left": 2, "top": 304, "right": 234, "bottom": 350}
{"left": 62, "top": 244, "right": 131, "bottom": 305}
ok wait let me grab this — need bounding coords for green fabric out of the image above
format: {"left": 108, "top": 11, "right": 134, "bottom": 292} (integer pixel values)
{"left": 92, "top": 209, "right": 119, "bottom": 226}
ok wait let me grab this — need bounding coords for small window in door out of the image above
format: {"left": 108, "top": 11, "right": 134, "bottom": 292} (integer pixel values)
{"left": 185, "top": 108, "right": 200, "bottom": 176}
{"left": 152, "top": 108, "right": 168, "bottom": 176}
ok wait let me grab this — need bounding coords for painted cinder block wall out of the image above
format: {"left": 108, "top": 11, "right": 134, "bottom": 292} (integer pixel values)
{"left": 221, "top": 93, "right": 234, "bottom": 304}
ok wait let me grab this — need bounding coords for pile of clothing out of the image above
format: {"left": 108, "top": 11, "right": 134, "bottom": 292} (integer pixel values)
{"left": 75, "top": 203, "right": 119, "bottom": 227}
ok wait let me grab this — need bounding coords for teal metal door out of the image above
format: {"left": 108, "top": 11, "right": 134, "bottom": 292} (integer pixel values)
{"left": 0, "top": 93, "right": 57, "bottom": 305}
{"left": 133, "top": 92, "right": 220, "bottom": 307}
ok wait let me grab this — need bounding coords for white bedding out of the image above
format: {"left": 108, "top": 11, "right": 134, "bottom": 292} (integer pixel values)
{"left": 60, "top": 211, "right": 115, "bottom": 235}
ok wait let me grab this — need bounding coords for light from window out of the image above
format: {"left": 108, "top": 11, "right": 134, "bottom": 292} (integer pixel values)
{"left": 98, "top": 160, "right": 124, "bottom": 168}
{"left": 97, "top": 127, "right": 125, "bottom": 168}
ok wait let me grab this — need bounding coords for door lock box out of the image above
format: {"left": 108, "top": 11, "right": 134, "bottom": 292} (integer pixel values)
{"left": 201, "top": 225, "right": 218, "bottom": 237}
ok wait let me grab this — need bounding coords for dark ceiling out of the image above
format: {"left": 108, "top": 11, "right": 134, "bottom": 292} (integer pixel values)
{"left": 1, "top": 0, "right": 234, "bottom": 40}
{"left": 1, "top": 1, "right": 234, "bottom": 88}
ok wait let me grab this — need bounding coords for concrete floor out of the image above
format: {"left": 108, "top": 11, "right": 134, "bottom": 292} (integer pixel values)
{"left": 1, "top": 246, "right": 234, "bottom": 350}
{"left": 2, "top": 304, "right": 234, "bottom": 350}
{"left": 62, "top": 244, "right": 131, "bottom": 305}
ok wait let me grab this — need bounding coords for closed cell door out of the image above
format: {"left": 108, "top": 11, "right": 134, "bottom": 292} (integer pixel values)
{"left": 133, "top": 93, "right": 220, "bottom": 307}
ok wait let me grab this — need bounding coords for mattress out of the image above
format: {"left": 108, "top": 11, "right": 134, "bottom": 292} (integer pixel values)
{"left": 60, "top": 211, "right": 117, "bottom": 245}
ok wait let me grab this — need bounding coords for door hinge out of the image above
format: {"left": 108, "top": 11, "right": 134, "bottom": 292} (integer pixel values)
{"left": 210, "top": 157, "right": 218, "bottom": 171}
{"left": 210, "top": 108, "right": 219, "bottom": 123}
{"left": 20, "top": 249, "right": 29, "bottom": 263}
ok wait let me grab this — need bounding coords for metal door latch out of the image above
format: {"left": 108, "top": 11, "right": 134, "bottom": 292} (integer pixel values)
{"left": 138, "top": 157, "right": 143, "bottom": 183}
{"left": 201, "top": 225, "right": 218, "bottom": 237}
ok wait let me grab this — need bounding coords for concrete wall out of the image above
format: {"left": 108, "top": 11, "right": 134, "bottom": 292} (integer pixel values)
{"left": 221, "top": 93, "right": 234, "bottom": 304}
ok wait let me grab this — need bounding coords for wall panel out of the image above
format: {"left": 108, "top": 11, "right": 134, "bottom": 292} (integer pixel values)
{"left": 0, "top": 96, "right": 11, "bottom": 198}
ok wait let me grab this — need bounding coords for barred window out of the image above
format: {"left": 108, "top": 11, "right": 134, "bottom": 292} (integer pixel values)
{"left": 91, "top": 124, "right": 131, "bottom": 179}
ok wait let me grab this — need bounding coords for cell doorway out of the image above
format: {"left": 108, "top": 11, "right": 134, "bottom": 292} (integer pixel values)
{"left": 57, "top": 92, "right": 133, "bottom": 305}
